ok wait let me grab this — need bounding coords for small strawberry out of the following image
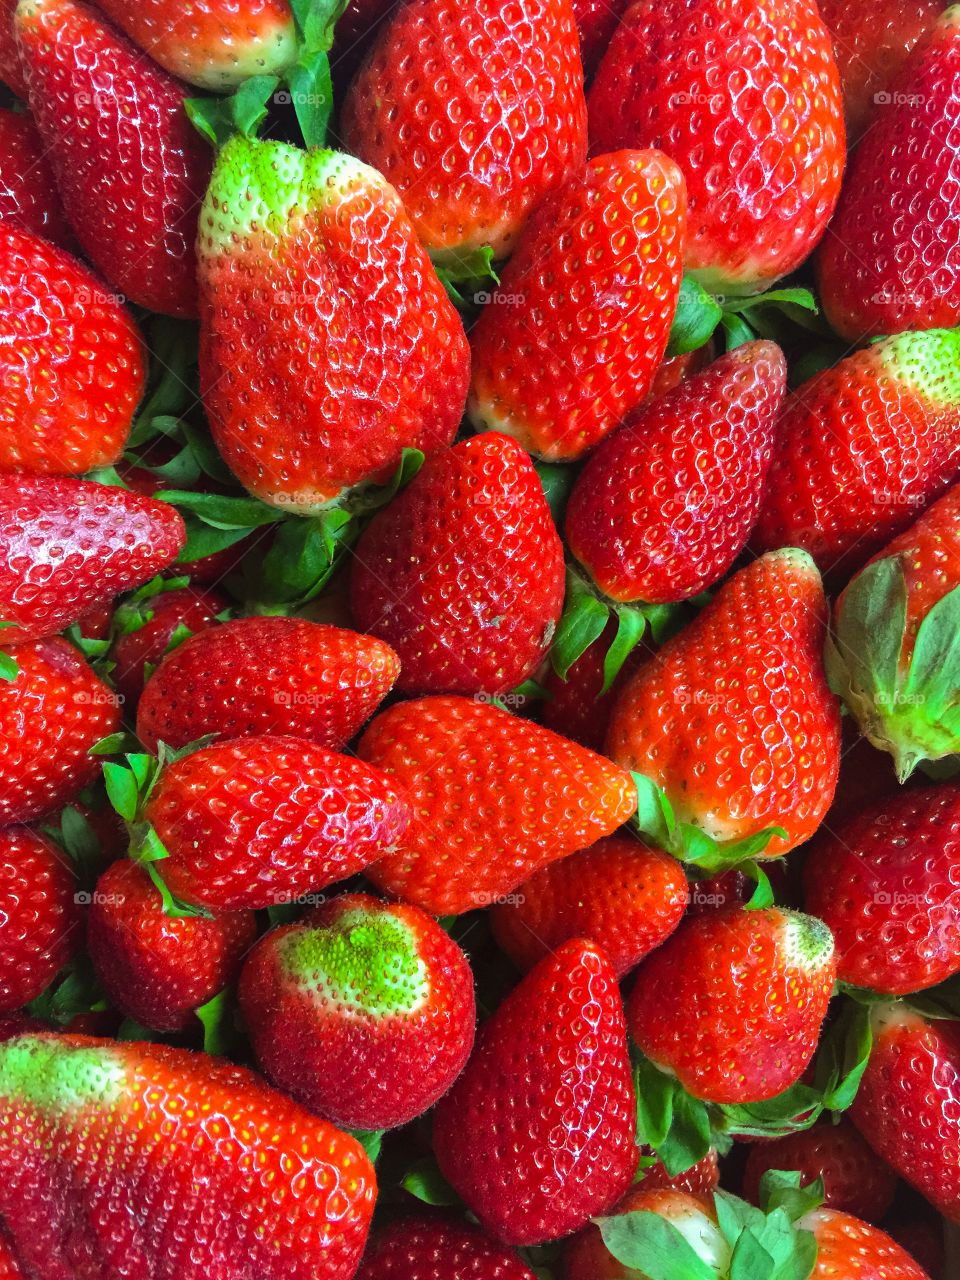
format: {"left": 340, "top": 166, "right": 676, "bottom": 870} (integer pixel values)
{"left": 111, "top": 584, "right": 227, "bottom": 707}
{"left": 433, "top": 939, "right": 638, "bottom": 1245}
{"left": 349, "top": 433, "right": 564, "bottom": 696}
{"left": 642, "top": 1149, "right": 720, "bottom": 1196}
{"left": 357, "top": 695, "right": 638, "bottom": 915}
{"left": 0, "top": 109, "right": 70, "bottom": 247}
{"left": 356, "top": 1214, "right": 537, "bottom": 1280}
{"left": 537, "top": 615, "right": 643, "bottom": 751}
{"left": 573, "top": 0, "right": 629, "bottom": 77}
{"left": 804, "top": 1209, "right": 932, "bottom": 1280}
{"left": 0, "top": 0, "right": 25, "bottom": 95}
{"left": 467, "top": 150, "right": 687, "bottom": 462}
{"left": 0, "top": 827, "right": 79, "bottom": 1013}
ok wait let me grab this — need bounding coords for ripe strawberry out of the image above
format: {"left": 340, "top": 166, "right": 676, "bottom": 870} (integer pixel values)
{"left": 357, "top": 1216, "right": 536, "bottom": 1280}
{"left": 627, "top": 906, "right": 836, "bottom": 1103}
{"left": 0, "top": 638, "right": 119, "bottom": 825}
{"left": 136, "top": 617, "right": 399, "bottom": 752}
{"left": 537, "top": 616, "right": 643, "bottom": 751}
{"left": 588, "top": 0, "right": 845, "bottom": 294}
{"left": 607, "top": 549, "right": 840, "bottom": 860}
{"left": 566, "top": 341, "right": 786, "bottom": 604}
{"left": 0, "top": 475, "right": 186, "bottom": 644}
{"left": 490, "top": 834, "right": 688, "bottom": 978}
{"left": 0, "top": 1032, "right": 376, "bottom": 1276}
{"left": 0, "top": 1232, "right": 22, "bottom": 1280}
{"left": 0, "top": 0, "right": 25, "bottom": 95}
{"left": 350, "top": 434, "right": 564, "bottom": 696}
{"left": 433, "top": 939, "right": 638, "bottom": 1245}
{"left": 357, "top": 695, "right": 637, "bottom": 915}
{"left": 804, "top": 1208, "right": 932, "bottom": 1280}
{"left": 574, "top": 0, "right": 629, "bottom": 77}
{"left": 111, "top": 584, "right": 227, "bottom": 707}
{"left": 0, "top": 228, "right": 144, "bottom": 474}
{"left": 198, "top": 134, "right": 469, "bottom": 513}
{"left": 467, "top": 150, "right": 686, "bottom": 462}
{"left": 817, "top": 9, "right": 960, "bottom": 341}
{"left": 642, "top": 1149, "right": 719, "bottom": 1196}
{"left": 0, "top": 827, "right": 79, "bottom": 1013}
{"left": 239, "top": 893, "right": 475, "bottom": 1130}
{"left": 0, "top": 110, "right": 70, "bottom": 247}
{"left": 15, "top": 0, "right": 212, "bottom": 317}
{"left": 87, "top": 859, "right": 256, "bottom": 1032}
{"left": 752, "top": 331, "right": 960, "bottom": 578}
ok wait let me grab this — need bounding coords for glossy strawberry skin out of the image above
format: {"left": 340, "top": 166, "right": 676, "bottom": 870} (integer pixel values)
{"left": 357, "top": 695, "right": 638, "bottom": 915}
{"left": 0, "top": 111, "right": 70, "bottom": 247}
{"left": 434, "top": 940, "right": 638, "bottom": 1245}
{"left": 566, "top": 341, "right": 786, "bottom": 604}
{"left": 0, "top": 0, "right": 25, "bottom": 94}
{"left": 642, "top": 1150, "right": 719, "bottom": 1196}
{"left": 357, "top": 1215, "right": 536, "bottom": 1280}
{"left": 0, "top": 828, "right": 79, "bottom": 1014}
{"left": 805, "top": 1209, "right": 931, "bottom": 1280}
{"left": 467, "top": 150, "right": 686, "bottom": 462}
{"left": 111, "top": 586, "right": 227, "bottom": 708}
{"left": 350, "top": 434, "right": 564, "bottom": 696}
{"left": 574, "top": 0, "right": 629, "bottom": 76}
{"left": 0, "top": 475, "right": 186, "bottom": 644}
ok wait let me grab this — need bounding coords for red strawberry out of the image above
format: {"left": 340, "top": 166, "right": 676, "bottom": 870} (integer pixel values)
{"left": 0, "top": 827, "right": 79, "bottom": 1013}
{"left": 573, "top": 0, "right": 629, "bottom": 77}
{"left": 0, "top": 475, "right": 185, "bottom": 644}
{"left": 752, "top": 331, "right": 960, "bottom": 579}
{"left": 198, "top": 135, "right": 469, "bottom": 513}
{"left": 817, "top": 9, "right": 960, "bottom": 341}
{"left": 239, "top": 893, "right": 475, "bottom": 1130}
{"left": 0, "top": 229, "right": 144, "bottom": 475}
{"left": 0, "top": 110, "right": 70, "bottom": 247}
{"left": 537, "top": 615, "right": 644, "bottom": 751}
{"left": 588, "top": 0, "right": 845, "bottom": 294}
{"left": 642, "top": 1149, "right": 719, "bottom": 1196}
{"left": 357, "top": 695, "right": 638, "bottom": 915}
{"left": 87, "top": 859, "right": 256, "bottom": 1032}
{"left": 349, "top": 433, "right": 564, "bottom": 696}
{"left": 357, "top": 1214, "right": 537, "bottom": 1280}
{"left": 433, "top": 939, "right": 638, "bottom": 1245}
{"left": 804, "top": 1208, "right": 932, "bottom": 1280}
{"left": 641, "top": 343, "right": 714, "bottom": 406}
{"left": 467, "top": 150, "right": 686, "bottom": 461}
{"left": 0, "top": 1231, "right": 23, "bottom": 1279}
{"left": 136, "top": 617, "right": 399, "bottom": 752}
{"left": 490, "top": 834, "right": 688, "bottom": 978}
{"left": 15, "top": 0, "right": 212, "bottom": 317}
{"left": 0, "top": 638, "right": 119, "bottom": 825}
{"left": 111, "top": 584, "right": 227, "bottom": 708}
{"left": 564, "top": 1186, "right": 724, "bottom": 1280}
{"left": 0, "top": 1032, "right": 376, "bottom": 1276}
{"left": 627, "top": 906, "right": 836, "bottom": 1103}
{"left": 566, "top": 341, "right": 786, "bottom": 604}
{"left": 885, "top": 1220, "right": 945, "bottom": 1280}
{"left": 0, "top": 0, "right": 25, "bottom": 95}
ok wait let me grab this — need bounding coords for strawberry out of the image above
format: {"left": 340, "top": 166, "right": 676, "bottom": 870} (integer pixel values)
{"left": 752, "top": 331, "right": 960, "bottom": 579}
{"left": 627, "top": 906, "right": 836, "bottom": 1104}
{"left": 804, "top": 1209, "right": 932, "bottom": 1280}
{"left": 0, "top": 827, "right": 79, "bottom": 1013}
{"left": 356, "top": 695, "right": 638, "bottom": 915}
{"left": 574, "top": 0, "right": 629, "bottom": 77}
{"left": 0, "top": 1032, "right": 376, "bottom": 1276}
{"left": 490, "top": 834, "right": 688, "bottom": 978}
{"left": 136, "top": 617, "right": 399, "bottom": 752}
{"left": 588, "top": 0, "right": 845, "bottom": 294}
{"left": 642, "top": 1149, "right": 719, "bottom": 1196}
{"left": 467, "top": 150, "right": 685, "bottom": 462}
{"left": 0, "top": 1233, "right": 22, "bottom": 1280}
{"left": 885, "top": 1220, "right": 945, "bottom": 1280}
{"left": 239, "top": 892, "right": 475, "bottom": 1130}
{"left": 565, "top": 341, "right": 786, "bottom": 605}
{"left": 817, "top": 9, "right": 960, "bottom": 341}
{"left": 111, "top": 584, "right": 227, "bottom": 707}
{"left": 15, "top": 0, "right": 212, "bottom": 318}
{"left": 357, "top": 1215, "right": 536, "bottom": 1280}
{"left": 198, "top": 134, "right": 469, "bottom": 513}
{"left": 87, "top": 859, "right": 256, "bottom": 1032}
{"left": 0, "top": 229, "right": 144, "bottom": 475}
{"left": 0, "top": 110, "right": 70, "bottom": 247}
{"left": 537, "top": 615, "right": 643, "bottom": 751}
{"left": 606, "top": 549, "right": 841, "bottom": 862}
{"left": 0, "top": 0, "right": 25, "bottom": 95}
{"left": 349, "top": 434, "right": 564, "bottom": 696}
{"left": 433, "top": 939, "right": 638, "bottom": 1245}
{"left": 0, "top": 475, "right": 185, "bottom": 644}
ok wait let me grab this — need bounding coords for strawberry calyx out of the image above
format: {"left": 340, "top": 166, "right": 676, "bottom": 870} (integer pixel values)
{"left": 667, "top": 278, "right": 824, "bottom": 357}
{"left": 0, "top": 622, "right": 19, "bottom": 682}
{"left": 432, "top": 245, "right": 501, "bottom": 309}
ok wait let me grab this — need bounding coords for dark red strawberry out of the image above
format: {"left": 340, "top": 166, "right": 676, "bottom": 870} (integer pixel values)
{"left": 111, "top": 584, "right": 227, "bottom": 708}
{"left": 537, "top": 615, "right": 644, "bottom": 752}
{"left": 0, "top": 109, "right": 70, "bottom": 247}
{"left": 574, "top": 0, "right": 629, "bottom": 77}
{"left": 0, "top": 0, "right": 25, "bottom": 95}
{"left": 0, "top": 827, "right": 79, "bottom": 1013}
{"left": 357, "top": 1215, "right": 536, "bottom": 1280}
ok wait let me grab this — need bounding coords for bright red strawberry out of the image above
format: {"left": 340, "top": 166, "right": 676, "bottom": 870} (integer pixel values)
{"left": 0, "top": 0, "right": 25, "bottom": 95}
{"left": 350, "top": 434, "right": 564, "bottom": 696}
{"left": 87, "top": 859, "right": 256, "bottom": 1032}
{"left": 588, "top": 0, "right": 845, "bottom": 294}
{"left": 642, "top": 1149, "right": 719, "bottom": 1196}
{"left": 566, "top": 341, "right": 786, "bottom": 604}
{"left": 356, "top": 1215, "right": 537, "bottom": 1280}
{"left": 752, "top": 331, "right": 960, "bottom": 579}
{"left": 573, "top": 0, "right": 629, "bottom": 77}
{"left": 239, "top": 893, "right": 475, "bottom": 1130}
{"left": 490, "top": 834, "right": 688, "bottom": 978}
{"left": 818, "top": 9, "right": 960, "bottom": 340}
{"left": 0, "top": 1232, "right": 23, "bottom": 1279}
{"left": 0, "top": 475, "right": 185, "bottom": 644}
{"left": 0, "top": 229, "right": 144, "bottom": 474}
{"left": 0, "top": 1032, "right": 376, "bottom": 1276}
{"left": 136, "top": 617, "right": 399, "bottom": 752}
{"left": 357, "top": 695, "right": 638, "bottom": 915}
{"left": 15, "top": 0, "right": 212, "bottom": 317}
{"left": 607, "top": 549, "right": 841, "bottom": 859}
{"left": 434, "top": 939, "right": 638, "bottom": 1244}
{"left": 111, "top": 585, "right": 227, "bottom": 708}
{"left": 467, "top": 150, "right": 686, "bottom": 461}
{"left": 0, "top": 827, "right": 79, "bottom": 1013}
{"left": 804, "top": 1208, "right": 932, "bottom": 1280}
{"left": 0, "top": 110, "right": 70, "bottom": 247}
{"left": 0, "top": 638, "right": 119, "bottom": 825}
{"left": 198, "top": 135, "right": 469, "bottom": 513}
{"left": 627, "top": 906, "right": 836, "bottom": 1103}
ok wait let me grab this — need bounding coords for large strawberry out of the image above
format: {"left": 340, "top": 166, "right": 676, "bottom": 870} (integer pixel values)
{"left": 0, "top": 1032, "right": 376, "bottom": 1276}
{"left": 433, "top": 939, "right": 638, "bottom": 1245}
{"left": 349, "top": 433, "right": 564, "bottom": 696}
{"left": 0, "top": 827, "right": 79, "bottom": 1013}
{"left": 467, "top": 150, "right": 686, "bottom": 461}
{"left": 0, "top": 110, "right": 70, "bottom": 247}
{"left": 588, "top": 0, "right": 845, "bottom": 294}
{"left": 356, "top": 695, "right": 638, "bottom": 915}
{"left": 111, "top": 583, "right": 228, "bottom": 707}
{"left": 198, "top": 134, "right": 469, "bottom": 513}
{"left": 357, "top": 1215, "right": 536, "bottom": 1280}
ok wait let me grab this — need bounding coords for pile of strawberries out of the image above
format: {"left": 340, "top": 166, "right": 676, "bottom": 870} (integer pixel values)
{"left": 0, "top": 0, "right": 959, "bottom": 1276}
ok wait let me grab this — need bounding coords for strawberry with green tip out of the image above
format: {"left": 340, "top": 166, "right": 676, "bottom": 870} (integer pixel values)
{"left": 0, "top": 827, "right": 79, "bottom": 1014}
{"left": 356, "top": 1214, "right": 537, "bottom": 1280}
{"left": 0, "top": 110, "right": 70, "bottom": 247}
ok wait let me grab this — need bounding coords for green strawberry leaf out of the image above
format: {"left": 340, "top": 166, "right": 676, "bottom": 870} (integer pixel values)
{"left": 157, "top": 490, "right": 285, "bottom": 531}
{"left": 195, "top": 989, "right": 235, "bottom": 1056}
{"left": 813, "top": 1000, "right": 873, "bottom": 1112}
{"left": 287, "top": 51, "right": 334, "bottom": 149}
{"left": 89, "top": 731, "right": 140, "bottom": 757}
{"left": 63, "top": 624, "right": 111, "bottom": 660}
{"left": 400, "top": 1157, "right": 461, "bottom": 1207}
{"left": 739, "top": 860, "right": 776, "bottom": 910}
{"left": 112, "top": 575, "right": 191, "bottom": 637}
{"left": 289, "top": 0, "right": 348, "bottom": 53}
{"left": 551, "top": 571, "right": 610, "bottom": 679}
{"left": 433, "top": 245, "right": 500, "bottom": 307}
{"left": 666, "top": 276, "right": 723, "bottom": 357}
{"left": 602, "top": 607, "right": 649, "bottom": 695}
{"left": 720, "top": 311, "right": 757, "bottom": 350}
{"left": 178, "top": 516, "right": 259, "bottom": 562}
{"left": 26, "top": 960, "right": 107, "bottom": 1026}
{"left": 102, "top": 762, "right": 141, "bottom": 823}
{"left": 718, "top": 1081, "right": 824, "bottom": 1139}
{"left": 55, "top": 806, "right": 104, "bottom": 885}
{"left": 756, "top": 1170, "right": 825, "bottom": 1224}
{"left": 266, "top": 901, "right": 305, "bottom": 927}
{"left": 144, "top": 862, "right": 213, "bottom": 920}
{"left": 0, "top": 650, "right": 18, "bottom": 682}
{"left": 535, "top": 461, "right": 575, "bottom": 526}
{"left": 185, "top": 76, "right": 280, "bottom": 148}
{"left": 347, "top": 1129, "right": 384, "bottom": 1164}
{"left": 904, "top": 582, "right": 960, "bottom": 716}
{"left": 656, "top": 1083, "right": 714, "bottom": 1175}
{"left": 596, "top": 1211, "right": 717, "bottom": 1280}
{"left": 905, "top": 971, "right": 960, "bottom": 1020}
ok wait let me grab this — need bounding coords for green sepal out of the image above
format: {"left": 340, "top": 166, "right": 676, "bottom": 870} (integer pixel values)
{"left": 899, "top": 971, "right": 960, "bottom": 1021}
{"left": 720, "top": 311, "right": 757, "bottom": 350}
{"left": 287, "top": 51, "right": 334, "bottom": 149}
{"left": 63, "top": 623, "right": 111, "bottom": 661}
{"left": 535, "top": 461, "right": 575, "bottom": 527}
{"left": 102, "top": 761, "right": 142, "bottom": 822}
{"left": 112, "top": 575, "right": 192, "bottom": 638}
{"left": 117, "top": 1018, "right": 157, "bottom": 1042}
{"left": 596, "top": 1211, "right": 717, "bottom": 1280}
{"left": 157, "top": 490, "right": 286, "bottom": 531}
{"left": 812, "top": 999, "right": 873, "bottom": 1113}
{"left": 195, "top": 989, "right": 235, "bottom": 1056}
{"left": 40, "top": 805, "right": 104, "bottom": 887}
{"left": 666, "top": 276, "right": 724, "bottom": 357}
{"left": 289, "top": 0, "right": 347, "bottom": 53}
{"left": 185, "top": 76, "right": 280, "bottom": 148}
{"left": 433, "top": 245, "right": 500, "bottom": 308}
{"left": 26, "top": 959, "right": 107, "bottom": 1027}
{"left": 632, "top": 773, "right": 786, "bottom": 870}
{"left": 400, "top": 1156, "right": 462, "bottom": 1206}
{"left": 89, "top": 731, "right": 141, "bottom": 757}
{"left": 266, "top": 901, "right": 305, "bottom": 927}
{"left": 757, "top": 1171, "right": 825, "bottom": 1223}
{"left": 347, "top": 1129, "right": 384, "bottom": 1164}
{"left": 551, "top": 569, "right": 670, "bottom": 689}
{"left": 0, "top": 650, "right": 18, "bottom": 682}
{"left": 144, "top": 862, "right": 213, "bottom": 920}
